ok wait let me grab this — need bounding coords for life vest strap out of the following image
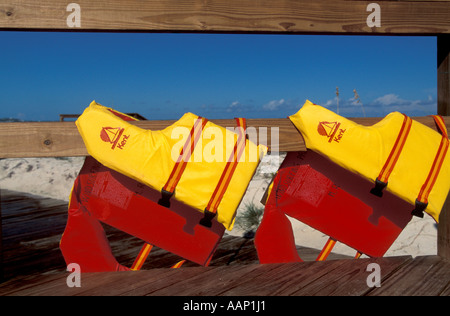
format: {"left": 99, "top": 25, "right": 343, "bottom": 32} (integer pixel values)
{"left": 171, "top": 260, "right": 186, "bottom": 269}
{"left": 131, "top": 243, "right": 153, "bottom": 271}
{"left": 354, "top": 252, "right": 363, "bottom": 259}
{"left": 159, "top": 116, "right": 208, "bottom": 208}
{"left": 371, "top": 114, "right": 412, "bottom": 197}
{"left": 316, "top": 237, "right": 337, "bottom": 261}
{"left": 200, "top": 117, "right": 247, "bottom": 227}
{"left": 131, "top": 245, "right": 188, "bottom": 270}
{"left": 413, "top": 115, "right": 449, "bottom": 218}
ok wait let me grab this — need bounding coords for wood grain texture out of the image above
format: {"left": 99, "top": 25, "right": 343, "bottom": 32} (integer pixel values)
{"left": 0, "top": 190, "right": 348, "bottom": 283}
{"left": 437, "top": 35, "right": 450, "bottom": 260}
{"left": 367, "top": 255, "right": 450, "bottom": 296}
{"left": 1, "top": 255, "right": 449, "bottom": 296}
{"left": 438, "top": 35, "right": 450, "bottom": 116}
{"left": 0, "top": 190, "right": 2, "bottom": 283}
{"left": 1, "top": 116, "right": 449, "bottom": 158}
{"left": 1, "top": 0, "right": 449, "bottom": 34}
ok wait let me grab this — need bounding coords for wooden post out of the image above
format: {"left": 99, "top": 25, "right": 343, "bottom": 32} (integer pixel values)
{"left": 0, "top": 182, "right": 3, "bottom": 282}
{"left": 437, "top": 35, "right": 450, "bottom": 260}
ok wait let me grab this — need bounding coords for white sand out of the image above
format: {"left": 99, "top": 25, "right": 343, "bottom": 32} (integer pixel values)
{"left": 0, "top": 154, "right": 437, "bottom": 258}
{"left": 0, "top": 157, "right": 85, "bottom": 201}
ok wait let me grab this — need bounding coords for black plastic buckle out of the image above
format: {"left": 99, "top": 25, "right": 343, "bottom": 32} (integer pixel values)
{"left": 411, "top": 199, "right": 427, "bottom": 218}
{"left": 158, "top": 189, "right": 174, "bottom": 208}
{"left": 370, "top": 179, "right": 388, "bottom": 197}
{"left": 199, "top": 209, "right": 216, "bottom": 228}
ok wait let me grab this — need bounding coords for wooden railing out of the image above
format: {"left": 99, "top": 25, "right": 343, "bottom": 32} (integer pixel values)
{"left": 1, "top": 0, "right": 450, "bottom": 35}
{"left": 0, "top": 116, "right": 449, "bottom": 158}
{"left": 0, "top": 1, "right": 449, "bottom": 283}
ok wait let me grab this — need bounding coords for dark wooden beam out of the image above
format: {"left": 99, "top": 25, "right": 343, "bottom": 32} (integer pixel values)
{"left": 0, "top": 187, "right": 3, "bottom": 283}
{"left": 0, "top": 0, "right": 450, "bottom": 35}
{"left": 437, "top": 34, "right": 450, "bottom": 260}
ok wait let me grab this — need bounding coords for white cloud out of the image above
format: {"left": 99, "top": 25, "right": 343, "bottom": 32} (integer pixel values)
{"left": 370, "top": 93, "right": 436, "bottom": 116}
{"left": 373, "top": 94, "right": 405, "bottom": 106}
{"left": 348, "top": 97, "right": 361, "bottom": 106}
{"left": 318, "top": 93, "right": 436, "bottom": 117}
{"left": 226, "top": 101, "right": 240, "bottom": 112}
{"left": 230, "top": 101, "right": 240, "bottom": 108}
{"left": 324, "top": 98, "right": 337, "bottom": 108}
{"left": 263, "top": 98, "right": 285, "bottom": 111}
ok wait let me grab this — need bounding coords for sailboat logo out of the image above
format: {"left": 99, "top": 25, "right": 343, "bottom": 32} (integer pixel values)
{"left": 317, "top": 121, "right": 341, "bottom": 143}
{"left": 100, "top": 127, "right": 125, "bottom": 149}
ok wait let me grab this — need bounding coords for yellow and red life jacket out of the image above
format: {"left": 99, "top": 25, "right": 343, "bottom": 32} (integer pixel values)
{"left": 255, "top": 151, "right": 414, "bottom": 261}
{"left": 76, "top": 101, "right": 267, "bottom": 230}
{"left": 289, "top": 100, "right": 450, "bottom": 222}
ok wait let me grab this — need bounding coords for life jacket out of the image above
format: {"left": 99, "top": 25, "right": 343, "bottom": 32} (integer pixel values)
{"left": 60, "top": 156, "right": 226, "bottom": 272}
{"left": 76, "top": 101, "right": 267, "bottom": 230}
{"left": 255, "top": 151, "right": 414, "bottom": 262}
{"left": 61, "top": 110, "right": 227, "bottom": 272}
{"left": 289, "top": 100, "right": 450, "bottom": 223}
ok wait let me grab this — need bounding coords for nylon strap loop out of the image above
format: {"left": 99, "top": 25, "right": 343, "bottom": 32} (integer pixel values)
{"left": 131, "top": 243, "right": 153, "bottom": 271}
{"left": 413, "top": 115, "right": 449, "bottom": 217}
{"left": 316, "top": 237, "right": 336, "bottom": 261}
{"left": 200, "top": 118, "right": 247, "bottom": 227}
{"left": 159, "top": 117, "right": 208, "bottom": 207}
{"left": 371, "top": 114, "right": 412, "bottom": 197}
{"left": 171, "top": 260, "right": 186, "bottom": 269}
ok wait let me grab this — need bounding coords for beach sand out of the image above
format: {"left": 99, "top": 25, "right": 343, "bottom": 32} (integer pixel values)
{"left": 0, "top": 154, "right": 437, "bottom": 258}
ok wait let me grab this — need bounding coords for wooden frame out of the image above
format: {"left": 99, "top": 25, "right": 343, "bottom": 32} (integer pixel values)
{"left": 1, "top": 0, "right": 450, "bottom": 282}
{"left": 1, "top": 0, "right": 450, "bottom": 35}
{"left": 438, "top": 34, "right": 450, "bottom": 260}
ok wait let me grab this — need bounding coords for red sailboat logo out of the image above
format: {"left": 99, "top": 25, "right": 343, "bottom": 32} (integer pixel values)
{"left": 317, "top": 121, "right": 341, "bottom": 143}
{"left": 100, "top": 127, "right": 124, "bottom": 149}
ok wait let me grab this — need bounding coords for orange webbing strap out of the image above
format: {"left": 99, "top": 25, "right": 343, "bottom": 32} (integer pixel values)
{"left": 200, "top": 117, "right": 247, "bottom": 228}
{"left": 171, "top": 260, "right": 186, "bottom": 269}
{"left": 412, "top": 115, "right": 449, "bottom": 218}
{"left": 131, "top": 244, "right": 188, "bottom": 270}
{"left": 371, "top": 114, "right": 413, "bottom": 197}
{"left": 158, "top": 117, "right": 209, "bottom": 207}
{"left": 131, "top": 243, "right": 153, "bottom": 271}
{"left": 316, "top": 237, "right": 337, "bottom": 261}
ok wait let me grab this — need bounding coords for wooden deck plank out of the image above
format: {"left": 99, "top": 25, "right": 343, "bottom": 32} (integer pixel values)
{"left": 0, "top": 273, "right": 67, "bottom": 296}
{"left": 367, "top": 256, "right": 450, "bottom": 296}
{"left": 2, "top": 255, "right": 448, "bottom": 296}
{"left": 219, "top": 261, "right": 330, "bottom": 296}
{"left": 112, "top": 267, "right": 215, "bottom": 296}
{"left": 147, "top": 264, "right": 268, "bottom": 296}
{"left": 1, "top": 270, "right": 133, "bottom": 296}
{"left": 0, "top": 189, "right": 352, "bottom": 282}
{"left": 220, "top": 257, "right": 413, "bottom": 296}
{"left": 221, "top": 260, "right": 346, "bottom": 296}
{"left": 64, "top": 268, "right": 205, "bottom": 296}
{"left": 440, "top": 282, "right": 450, "bottom": 296}
{"left": 1, "top": 190, "right": 68, "bottom": 280}
{"left": 2, "top": 190, "right": 449, "bottom": 296}
{"left": 290, "top": 256, "right": 413, "bottom": 296}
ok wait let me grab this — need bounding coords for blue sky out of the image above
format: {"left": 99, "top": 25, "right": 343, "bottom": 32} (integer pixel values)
{"left": 0, "top": 32, "right": 437, "bottom": 121}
